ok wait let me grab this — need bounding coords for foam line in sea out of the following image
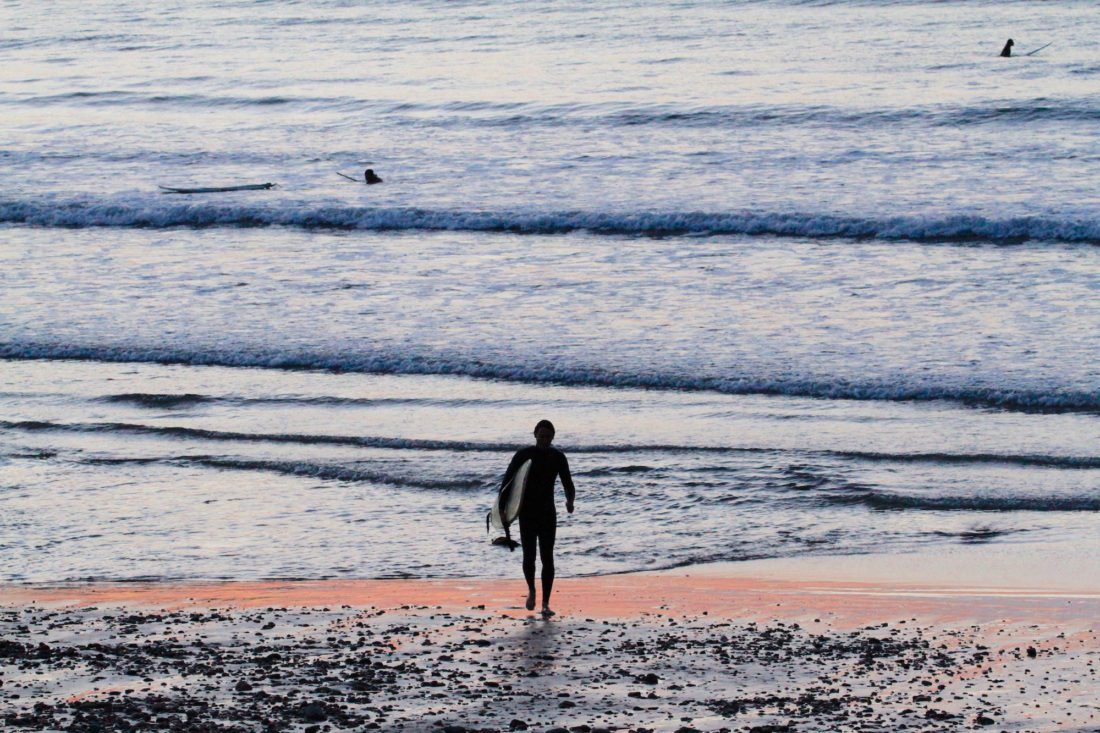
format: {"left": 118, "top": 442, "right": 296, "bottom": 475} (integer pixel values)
{"left": 5, "top": 94, "right": 1099, "bottom": 128}
{"left": 6, "top": 420, "right": 1100, "bottom": 470}
{"left": 3, "top": 199, "right": 1099, "bottom": 243}
{"left": 828, "top": 491, "right": 1100, "bottom": 513}
{"left": 2, "top": 347, "right": 1098, "bottom": 413}
{"left": 84, "top": 455, "right": 487, "bottom": 491}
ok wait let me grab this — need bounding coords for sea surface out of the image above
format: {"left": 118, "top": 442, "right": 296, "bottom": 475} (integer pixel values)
{"left": 2, "top": 0, "right": 1099, "bottom": 582}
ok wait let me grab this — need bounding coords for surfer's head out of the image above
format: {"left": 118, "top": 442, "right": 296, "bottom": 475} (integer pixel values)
{"left": 534, "top": 419, "right": 555, "bottom": 448}
{"left": 365, "top": 169, "right": 383, "bottom": 184}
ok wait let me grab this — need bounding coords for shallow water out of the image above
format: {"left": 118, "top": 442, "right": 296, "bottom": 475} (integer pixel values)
{"left": 3, "top": 357, "right": 1099, "bottom": 581}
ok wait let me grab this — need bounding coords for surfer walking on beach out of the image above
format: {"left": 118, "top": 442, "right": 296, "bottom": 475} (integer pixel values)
{"left": 500, "top": 419, "right": 576, "bottom": 617}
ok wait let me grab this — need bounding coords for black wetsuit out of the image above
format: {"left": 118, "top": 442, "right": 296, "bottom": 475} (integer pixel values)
{"left": 501, "top": 446, "right": 576, "bottom": 593}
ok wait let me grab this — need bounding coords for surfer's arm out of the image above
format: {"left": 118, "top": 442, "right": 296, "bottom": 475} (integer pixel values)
{"left": 559, "top": 453, "right": 576, "bottom": 512}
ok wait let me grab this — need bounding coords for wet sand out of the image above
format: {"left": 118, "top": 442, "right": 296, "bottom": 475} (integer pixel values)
{"left": 2, "top": 556, "right": 1098, "bottom": 732}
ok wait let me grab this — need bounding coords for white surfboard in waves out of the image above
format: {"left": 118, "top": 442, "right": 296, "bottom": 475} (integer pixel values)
{"left": 488, "top": 459, "right": 531, "bottom": 545}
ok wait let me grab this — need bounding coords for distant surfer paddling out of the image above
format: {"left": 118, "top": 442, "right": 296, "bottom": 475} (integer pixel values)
{"left": 499, "top": 420, "right": 576, "bottom": 617}
{"left": 997, "top": 39, "right": 1051, "bottom": 58}
{"left": 336, "top": 168, "right": 383, "bottom": 184}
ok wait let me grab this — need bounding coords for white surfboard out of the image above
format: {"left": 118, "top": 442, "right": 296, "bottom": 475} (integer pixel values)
{"left": 489, "top": 458, "right": 531, "bottom": 532}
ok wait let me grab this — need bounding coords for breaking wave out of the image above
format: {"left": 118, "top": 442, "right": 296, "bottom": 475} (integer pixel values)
{"left": 833, "top": 450, "right": 1100, "bottom": 470}
{"left": 0, "top": 419, "right": 753, "bottom": 454}
{"left": 831, "top": 491, "right": 1100, "bottom": 512}
{"left": 186, "top": 457, "right": 486, "bottom": 490}
{"left": 97, "top": 392, "right": 508, "bottom": 408}
{"left": 82, "top": 455, "right": 486, "bottom": 491}
{"left": 5, "top": 94, "right": 1099, "bottom": 129}
{"left": 102, "top": 393, "right": 213, "bottom": 409}
{"left": 6, "top": 421, "right": 1100, "bottom": 471}
{"left": 3, "top": 199, "right": 1099, "bottom": 243}
{"left": 1, "top": 420, "right": 519, "bottom": 453}
{"left": 3, "top": 345, "right": 1098, "bottom": 413}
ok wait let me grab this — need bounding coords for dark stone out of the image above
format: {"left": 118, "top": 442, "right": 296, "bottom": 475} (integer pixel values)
{"left": 299, "top": 703, "right": 327, "bottom": 722}
{"left": 234, "top": 679, "right": 253, "bottom": 692}
{"left": 0, "top": 640, "right": 29, "bottom": 659}
{"left": 712, "top": 699, "right": 743, "bottom": 716}
{"left": 509, "top": 721, "right": 529, "bottom": 731}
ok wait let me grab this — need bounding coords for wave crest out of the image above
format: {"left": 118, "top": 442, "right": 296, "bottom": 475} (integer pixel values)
{"left": 3, "top": 200, "right": 1099, "bottom": 243}
{"left": 833, "top": 491, "right": 1100, "bottom": 512}
{"left": 7, "top": 95, "right": 1099, "bottom": 128}
{"left": 4, "top": 345, "right": 1099, "bottom": 413}
{"left": 102, "top": 393, "right": 212, "bottom": 408}
{"left": 7, "top": 421, "right": 1100, "bottom": 471}
{"left": 188, "top": 457, "right": 486, "bottom": 491}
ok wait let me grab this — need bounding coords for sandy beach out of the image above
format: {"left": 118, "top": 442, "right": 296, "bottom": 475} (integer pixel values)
{"left": 3, "top": 549, "right": 1097, "bottom": 733}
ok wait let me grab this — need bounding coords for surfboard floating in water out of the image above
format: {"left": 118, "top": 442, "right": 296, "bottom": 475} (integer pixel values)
{"left": 158, "top": 183, "right": 276, "bottom": 194}
{"left": 488, "top": 458, "right": 531, "bottom": 549}
{"left": 1024, "top": 41, "right": 1053, "bottom": 57}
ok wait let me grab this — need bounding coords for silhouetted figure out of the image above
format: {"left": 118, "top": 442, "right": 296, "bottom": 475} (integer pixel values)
{"left": 500, "top": 419, "right": 576, "bottom": 617}
{"left": 364, "top": 169, "right": 383, "bottom": 184}
{"left": 1000, "top": 39, "right": 1014, "bottom": 57}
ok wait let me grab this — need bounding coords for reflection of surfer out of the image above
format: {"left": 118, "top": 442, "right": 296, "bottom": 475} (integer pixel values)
{"left": 500, "top": 419, "right": 576, "bottom": 617}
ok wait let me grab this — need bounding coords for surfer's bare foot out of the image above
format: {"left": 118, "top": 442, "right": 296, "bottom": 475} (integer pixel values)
{"left": 525, "top": 591, "right": 536, "bottom": 611}
{"left": 541, "top": 606, "right": 555, "bottom": 617}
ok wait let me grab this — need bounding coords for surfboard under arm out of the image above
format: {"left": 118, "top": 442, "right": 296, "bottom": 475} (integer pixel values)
{"left": 158, "top": 183, "right": 275, "bottom": 194}
{"left": 489, "top": 459, "right": 531, "bottom": 533}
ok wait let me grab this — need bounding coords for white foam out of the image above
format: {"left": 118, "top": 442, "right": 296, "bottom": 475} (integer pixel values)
{"left": 2, "top": 344, "right": 1097, "bottom": 412}
{"left": 3, "top": 199, "right": 1099, "bottom": 243}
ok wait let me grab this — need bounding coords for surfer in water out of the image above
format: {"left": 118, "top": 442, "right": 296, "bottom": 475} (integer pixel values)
{"left": 364, "top": 168, "right": 383, "bottom": 184}
{"left": 1000, "top": 38, "right": 1014, "bottom": 57}
{"left": 500, "top": 419, "right": 576, "bottom": 617}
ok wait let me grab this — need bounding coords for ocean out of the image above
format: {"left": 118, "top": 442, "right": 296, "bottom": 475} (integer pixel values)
{"left": 2, "top": 0, "right": 1098, "bottom": 583}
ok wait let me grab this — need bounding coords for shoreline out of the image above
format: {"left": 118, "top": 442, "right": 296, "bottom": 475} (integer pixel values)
{"left": 4, "top": 570, "right": 1098, "bottom": 624}
{"left": 6, "top": 542, "right": 1098, "bottom": 618}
